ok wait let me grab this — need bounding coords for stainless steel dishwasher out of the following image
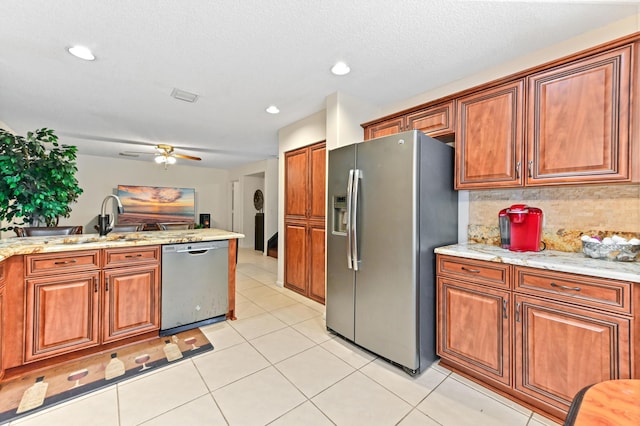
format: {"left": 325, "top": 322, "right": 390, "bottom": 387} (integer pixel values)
{"left": 160, "top": 240, "right": 228, "bottom": 335}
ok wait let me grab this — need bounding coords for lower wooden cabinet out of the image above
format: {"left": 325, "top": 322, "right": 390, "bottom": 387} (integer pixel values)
{"left": 102, "top": 265, "right": 160, "bottom": 343}
{"left": 284, "top": 222, "right": 326, "bottom": 304}
{"left": 25, "top": 272, "right": 101, "bottom": 362}
{"left": 437, "top": 277, "right": 511, "bottom": 386}
{"left": 436, "top": 254, "right": 636, "bottom": 421}
{"left": 0, "top": 260, "right": 5, "bottom": 379}
{"left": 22, "top": 247, "right": 160, "bottom": 364}
{"left": 514, "top": 294, "right": 631, "bottom": 413}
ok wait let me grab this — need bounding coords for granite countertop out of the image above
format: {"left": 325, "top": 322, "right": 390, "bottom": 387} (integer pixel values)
{"left": 435, "top": 243, "right": 640, "bottom": 283}
{"left": 0, "top": 228, "right": 245, "bottom": 261}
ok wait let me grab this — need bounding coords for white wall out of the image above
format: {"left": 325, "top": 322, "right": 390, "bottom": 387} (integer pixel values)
{"left": 264, "top": 158, "right": 279, "bottom": 251}
{"left": 241, "top": 175, "right": 264, "bottom": 249}
{"left": 371, "top": 14, "right": 640, "bottom": 123}
{"left": 58, "top": 154, "right": 230, "bottom": 234}
{"left": 227, "top": 158, "right": 278, "bottom": 253}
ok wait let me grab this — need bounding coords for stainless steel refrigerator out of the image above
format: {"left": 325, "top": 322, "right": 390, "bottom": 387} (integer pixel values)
{"left": 326, "top": 130, "right": 458, "bottom": 375}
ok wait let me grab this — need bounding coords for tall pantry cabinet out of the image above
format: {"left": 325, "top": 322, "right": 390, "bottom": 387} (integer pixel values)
{"left": 284, "top": 141, "right": 326, "bottom": 304}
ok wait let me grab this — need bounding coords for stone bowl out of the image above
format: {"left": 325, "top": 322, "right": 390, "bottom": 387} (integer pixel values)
{"left": 582, "top": 240, "right": 640, "bottom": 262}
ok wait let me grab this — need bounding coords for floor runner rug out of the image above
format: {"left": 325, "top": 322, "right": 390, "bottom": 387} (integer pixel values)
{"left": 0, "top": 328, "right": 213, "bottom": 424}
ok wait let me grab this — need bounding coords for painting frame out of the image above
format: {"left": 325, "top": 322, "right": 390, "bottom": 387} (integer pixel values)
{"left": 116, "top": 185, "right": 196, "bottom": 225}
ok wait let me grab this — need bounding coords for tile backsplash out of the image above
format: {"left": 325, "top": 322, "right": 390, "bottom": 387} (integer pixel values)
{"left": 467, "top": 184, "right": 640, "bottom": 252}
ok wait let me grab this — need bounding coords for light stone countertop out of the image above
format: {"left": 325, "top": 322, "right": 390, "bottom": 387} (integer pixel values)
{"left": 0, "top": 228, "right": 245, "bottom": 261}
{"left": 435, "top": 243, "right": 640, "bottom": 283}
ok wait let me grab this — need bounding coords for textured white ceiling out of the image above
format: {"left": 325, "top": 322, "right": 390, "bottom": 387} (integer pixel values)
{"left": 0, "top": 0, "right": 638, "bottom": 168}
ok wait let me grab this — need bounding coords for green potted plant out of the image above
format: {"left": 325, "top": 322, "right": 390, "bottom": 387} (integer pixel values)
{"left": 0, "top": 127, "right": 83, "bottom": 232}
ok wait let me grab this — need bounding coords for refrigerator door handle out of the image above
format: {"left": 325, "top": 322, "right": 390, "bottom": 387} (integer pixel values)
{"left": 352, "top": 169, "right": 361, "bottom": 271}
{"left": 346, "top": 169, "right": 355, "bottom": 269}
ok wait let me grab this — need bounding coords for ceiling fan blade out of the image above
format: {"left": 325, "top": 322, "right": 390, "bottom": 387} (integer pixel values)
{"left": 174, "top": 153, "right": 202, "bottom": 161}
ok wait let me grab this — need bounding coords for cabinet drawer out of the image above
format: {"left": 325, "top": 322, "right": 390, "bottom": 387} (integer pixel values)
{"left": 26, "top": 250, "right": 100, "bottom": 276}
{"left": 437, "top": 255, "right": 510, "bottom": 289}
{"left": 103, "top": 246, "right": 160, "bottom": 268}
{"left": 514, "top": 266, "right": 631, "bottom": 314}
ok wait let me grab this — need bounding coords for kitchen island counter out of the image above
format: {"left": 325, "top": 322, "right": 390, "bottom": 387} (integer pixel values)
{"left": 0, "top": 228, "right": 244, "bottom": 380}
{"left": 0, "top": 228, "right": 244, "bottom": 261}
{"left": 435, "top": 243, "right": 640, "bottom": 283}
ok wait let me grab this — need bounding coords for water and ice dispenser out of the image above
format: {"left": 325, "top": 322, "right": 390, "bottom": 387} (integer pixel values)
{"left": 332, "top": 195, "right": 348, "bottom": 234}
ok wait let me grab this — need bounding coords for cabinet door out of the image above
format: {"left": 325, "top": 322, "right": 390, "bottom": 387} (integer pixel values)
{"left": 308, "top": 224, "right": 326, "bottom": 304}
{"left": 0, "top": 274, "right": 4, "bottom": 379}
{"left": 437, "top": 277, "right": 511, "bottom": 386}
{"left": 25, "top": 272, "right": 100, "bottom": 362}
{"left": 406, "top": 101, "right": 455, "bottom": 137}
{"left": 285, "top": 148, "right": 309, "bottom": 219}
{"left": 455, "top": 80, "right": 524, "bottom": 189}
{"left": 526, "top": 45, "right": 631, "bottom": 185}
{"left": 103, "top": 265, "right": 160, "bottom": 343}
{"left": 284, "top": 223, "right": 307, "bottom": 295}
{"left": 514, "top": 294, "right": 631, "bottom": 412}
{"left": 364, "top": 117, "right": 405, "bottom": 140}
{"left": 309, "top": 143, "right": 326, "bottom": 221}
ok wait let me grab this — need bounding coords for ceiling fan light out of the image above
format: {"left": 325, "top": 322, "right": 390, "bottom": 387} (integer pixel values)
{"left": 154, "top": 155, "right": 166, "bottom": 164}
{"left": 166, "top": 156, "right": 177, "bottom": 164}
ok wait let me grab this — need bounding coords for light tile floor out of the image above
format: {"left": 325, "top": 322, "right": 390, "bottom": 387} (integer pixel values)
{"left": 8, "top": 248, "right": 562, "bottom": 426}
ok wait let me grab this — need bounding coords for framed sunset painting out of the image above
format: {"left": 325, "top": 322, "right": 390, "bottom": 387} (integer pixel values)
{"left": 116, "top": 185, "right": 195, "bottom": 225}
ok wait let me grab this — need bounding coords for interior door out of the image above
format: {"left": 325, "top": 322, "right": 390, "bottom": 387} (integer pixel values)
{"left": 354, "top": 132, "right": 419, "bottom": 369}
{"left": 231, "top": 181, "right": 240, "bottom": 232}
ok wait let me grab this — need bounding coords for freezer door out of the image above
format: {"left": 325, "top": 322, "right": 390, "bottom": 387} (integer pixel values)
{"left": 326, "top": 144, "right": 356, "bottom": 339}
{"left": 354, "top": 132, "right": 420, "bottom": 369}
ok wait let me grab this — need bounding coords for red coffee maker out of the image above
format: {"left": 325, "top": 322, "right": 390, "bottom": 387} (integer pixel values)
{"left": 498, "top": 204, "right": 543, "bottom": 252}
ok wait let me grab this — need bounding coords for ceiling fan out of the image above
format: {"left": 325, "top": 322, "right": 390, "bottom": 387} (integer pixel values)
{"left": 120, "top": 144, "right": 202, "bottom": 168}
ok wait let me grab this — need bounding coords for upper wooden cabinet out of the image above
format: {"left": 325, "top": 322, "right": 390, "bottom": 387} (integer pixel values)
{"left": 526, "top": 45, "right": 632, "bottom": 185}
{"left": 285, "top": 142, "right": 326, "bottom": 221}
{"left": 456, "top": 44, "right": 633, "bottom": 189}
{"left": 406, "top": 100, "right": 455, "bottom": 137}
{"left": 455, "top": 80, "right": 524, "bottom": 189}
{"left": 364, "top": 117, "right": 405, "bottom": 140}
{"left": 363, "top": 101, "right": 455, "bottom": 140}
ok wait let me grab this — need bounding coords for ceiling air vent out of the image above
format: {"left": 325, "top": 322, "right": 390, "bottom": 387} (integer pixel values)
{"left": 170, "top": 88, "right": 199, "bottom": 103}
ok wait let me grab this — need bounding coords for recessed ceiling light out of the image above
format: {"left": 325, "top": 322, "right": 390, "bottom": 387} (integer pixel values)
{"left": 67, "top": 45, "right": 95, "bottom": 61}
{"left": 266, "top": 105, "right": 280, "bottom": 114}
{"left": 331, "top": 61, "right": 350, "bottom": 76}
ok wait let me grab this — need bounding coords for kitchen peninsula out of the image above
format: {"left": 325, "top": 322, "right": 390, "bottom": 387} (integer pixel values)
{"left": 0, "top": 228, "right": 243, "bottom": 382}
{"left": 435, "top": 243, "right": 640, "bottom": 422}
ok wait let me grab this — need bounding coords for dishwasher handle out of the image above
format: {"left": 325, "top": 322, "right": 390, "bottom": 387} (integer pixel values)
{"left": 178, "top": 249, "right": 211, "bottom": 255}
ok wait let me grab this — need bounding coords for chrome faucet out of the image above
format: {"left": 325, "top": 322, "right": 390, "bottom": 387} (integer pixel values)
{"left": 98, "top": 194, "right": 124, "bottom": 236}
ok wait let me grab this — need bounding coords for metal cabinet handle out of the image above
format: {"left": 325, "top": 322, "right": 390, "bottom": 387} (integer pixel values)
{"left": 515, "top": 161, "right": 521, "bottom": 179}
{"left": 125, "top": 254, "right": 143, "bottom": 258}
{"left": 550, "top": 282, "right": 581, "bottom": 292}
{"left": 105, "top": 277, "right": 109, "bottom": 291}
{"left": 94, "top": 277, "right": 98, "bottom": 293}
{"left": 54, "top": 259, "right": 77, "bottom": 265}
{"left": 527, "top": 160, "right": 533, "bottom": 178}
{"left": 502, "top": 299, "right": 508, "bottom": 319}
{"left": 461, "top": 267, "right": 481, "bottom": 274}
{"left": 515, "top": 302, "right": 521, "bottom": 322}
